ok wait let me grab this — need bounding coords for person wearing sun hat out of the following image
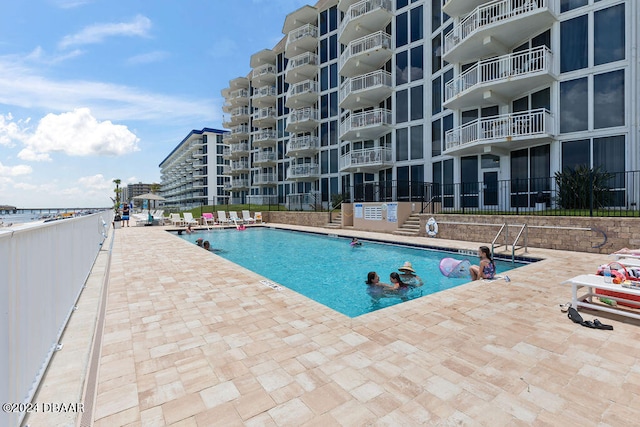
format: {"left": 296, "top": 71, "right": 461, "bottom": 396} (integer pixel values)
{"left": 398, "top": 261, "right": 424, "bottom": 287}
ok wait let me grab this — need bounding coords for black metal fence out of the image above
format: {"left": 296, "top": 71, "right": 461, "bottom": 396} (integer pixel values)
{"left": 343, "top": 170, "right": 640, "bottom": 217}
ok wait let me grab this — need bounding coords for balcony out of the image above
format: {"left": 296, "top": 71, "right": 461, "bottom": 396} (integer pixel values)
{"left": 286, "top": 135, "right": 320, "bottom": 158}
{"left": 444, "top": 109, "right": 554, "bottom": 156}
{"left": 252, "top": 107, "right": 277, "bottom": 127}
{"left": 443, "top": 0, "right": 556, "bottom": 63}
{"left": 339, "top": 70, "right": 392, "bottom": 110}
{"left": 252, "top": 63, "right": 277, "bottom": 86}
{"left": 252, "top": 85, "right": 277, "bottom": 108}
{"left": 253, "top": 151, "right": 277, "bottom": 166}
{"left": 285, "top": 79, "right": 319, "bottom": 108}
{"left": 228, "top": 142, "right": 250, "bottom": 158}
{"left": 339, "top": 108, "right": 392, "bottom": 141}
{"left": 443, "top": 0, "right": 487, "bottom": 18}
{"left": 338, "top": 0, "right": 393, "bottom": 44}
{"left": 444, "top": 46, "right": 555, "bottom": 109}
{"left": 229, "top": 124, "right": 250, "bottom": 142}
{"left": 286, "top": 107, "right": 319, "bottom": 133}
{"left": 230, "top": 178, "right": 250, "bottom": 190}
{"left": 226, "top": 88, "right": 250, "bottom": 107}
{"left": 253, "top": 129, "right": 278, "bottom": 148}
{"left": 285, "top": 23, "right": 319, "bottom": 57}
{"left": 285, "top": 52, "right": 318, "bottom": 84}
{"left": 339, "top": 31, "right": 392, "bottom": 78}
{"left": 223, "top": 106, "right": 250, "bottom": 127}
{"left": 230, "top": 160, "right": 250, "bottom": 174}
{"left": 287, "top": 163, "right": 320, "bottom": 181}
{"left": 339, "top": 147, "right": 392, "bottom": 172}
{"left": 253, "top": 172, "right": 277, "bottom": 186}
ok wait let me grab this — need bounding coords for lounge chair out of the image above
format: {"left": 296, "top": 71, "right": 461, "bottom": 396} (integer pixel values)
{"left": 216, "top": 210, "right": 230, "bottom": 225}
{"left": 229, "top": 211, "right": 242, "bottom": 225}
{"left": 202, "top": 212, "right": 216, "bottom": 226}
{"left": 169, "top": 213, "right": 184, "bottom": 226}
{"left": 152, "top": 210, "right": 165, "bottom": 225}
{"left": 242, "top": 210, "right": 255, "bottom": 224}
{"left": 183, "top": 212, "right": 198, "bottom": 226}
{"left": 254, "top": 212, "right": 263, "bottom": 223}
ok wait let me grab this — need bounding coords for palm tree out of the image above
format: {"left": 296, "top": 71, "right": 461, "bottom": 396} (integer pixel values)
{"left": 113, "top": 179, "right": 122, "bottom": 218}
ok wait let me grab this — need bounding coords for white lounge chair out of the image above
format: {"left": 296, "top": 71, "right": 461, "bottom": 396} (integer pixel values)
{"left": 183, "top": 212, "right": 198, "bottom": 226}
{"left": 152, "top": 210, "right": 165, "bottom": 225}
{"left": 169, "top": 213, "right": 184, "bottom": 226}
{"left": 242, "top": 210, "right": 255, "bottom": 224}
{"left": 229, "top": 211, "right": 242, "bottom": 225}
{"left": 254, "top": 212, "right": 263, "bottom": 223}
{"left": 216, "top": 211, "right": 230, "bottom": 225}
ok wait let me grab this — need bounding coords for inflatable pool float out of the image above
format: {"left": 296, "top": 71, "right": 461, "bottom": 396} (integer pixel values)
{"left": 439, "top": 258, "right": 471, "bottom": 278}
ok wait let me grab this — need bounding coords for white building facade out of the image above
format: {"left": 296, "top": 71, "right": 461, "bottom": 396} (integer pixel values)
{"left": 159, "top": 128, "right": 229, "bottom": 210}
{"left": 220, "top": 0, "right": 639, "bottom": 212}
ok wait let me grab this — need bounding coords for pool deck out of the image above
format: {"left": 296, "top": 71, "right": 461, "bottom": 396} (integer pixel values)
{"left": 25, "top": 221, "right": 640, "bottom": 426}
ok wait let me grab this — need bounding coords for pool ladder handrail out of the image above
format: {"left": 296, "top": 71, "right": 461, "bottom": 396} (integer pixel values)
{"left": 491, "top": 223, "right": 528, "bottom": 263}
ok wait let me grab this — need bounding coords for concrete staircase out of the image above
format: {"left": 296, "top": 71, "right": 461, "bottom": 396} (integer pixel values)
{"left": 393, "top": 213, "right": 421, "bottom": 236}
{"left": 325, "top": 212, "right": 342, "bottom": 229}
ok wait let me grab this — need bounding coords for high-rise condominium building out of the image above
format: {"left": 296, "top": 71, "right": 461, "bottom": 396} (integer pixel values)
{"left": 221, "top": 0, "right": 638, "bottom": 211}
{"left": 159, "top": 128, "right": 230, "bottom": 210}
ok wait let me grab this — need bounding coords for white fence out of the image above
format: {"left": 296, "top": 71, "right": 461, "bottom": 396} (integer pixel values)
{"left": 0, "top": 212, "right": 112, "bottom": 427}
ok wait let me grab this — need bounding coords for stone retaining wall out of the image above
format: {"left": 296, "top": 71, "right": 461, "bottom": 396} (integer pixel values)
{"left": 264, "top": 210, "right": 639, "bottom": 254}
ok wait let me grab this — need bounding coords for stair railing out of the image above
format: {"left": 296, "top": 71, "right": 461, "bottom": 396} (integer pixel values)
{"left": 491, "top": 223, "right": 507, "bottom": 258}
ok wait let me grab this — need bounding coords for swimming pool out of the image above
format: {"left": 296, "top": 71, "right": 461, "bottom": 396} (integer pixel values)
{"left": 176, "top": 227, "right": 524, "bottom": 317}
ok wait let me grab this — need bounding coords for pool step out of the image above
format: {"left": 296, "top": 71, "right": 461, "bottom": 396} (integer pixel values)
{"left": 393, "top": 213, "right": 421, "bottom": 236}
{"left": 325, "top": 213, "right": 342, "bottom": 229}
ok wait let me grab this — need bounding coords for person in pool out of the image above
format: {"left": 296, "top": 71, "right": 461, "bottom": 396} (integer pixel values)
{"left": 397, "top": 261, "right": 423, "bottom": 287}
{"left": 366, "top": 272, "right": 394, "bottom": 289}
{"left": 351, "top": 237, "right": 362, "bottom": 246}
{"left": 470, "top": 246, "right": 496, "bottom": 280}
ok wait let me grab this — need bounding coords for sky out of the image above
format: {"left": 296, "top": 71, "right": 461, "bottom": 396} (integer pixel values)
{"left": 0, "top": 0, "right": 310, "bottom": 208}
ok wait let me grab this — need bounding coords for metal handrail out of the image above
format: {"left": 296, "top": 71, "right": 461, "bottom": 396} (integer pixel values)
{"left": 512, "top": 223, "right": 529, "bottom": 260}
{"left": 491, "top": 223, "right": 507, "bottom": 257}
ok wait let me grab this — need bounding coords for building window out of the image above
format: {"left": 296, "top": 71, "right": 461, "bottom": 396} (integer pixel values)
{"left": 561, "top": 0, "right": 588, "bottom": 13}
{"left": 432, "top": 76, "right": 441, "bottom": 115}
{"left": 410, "top": 5, "right": 423, "bottom": 42}
{"left": 410, "top": 45, "right": 423, "bottom": 81}
{"left": 560, "top": 77, "right": 587, "bottom": 133}
{"left": 396, "top": 89, "right": 408, "bottom": 123}
{"left": 431, "top": 119, "right": 441, "bottom": 157}
{"left": 396, "top": 128, "right": 408, "bottom": 161}
{"left": 594, "top": 70, "right": 624, "bottom": 129}
{"left": 410, "top": 125, "right": 423, "bottom": 160}
{"left": 396, "top": 12, "right": 408, "bottom": 48}
{"left": 560, "top": 15, "right": 588, "bottom": 73}
{"left": 594, "top": 4, "right": 625, "bottom": 66}
{"left": 410, "top": 85, "right": 423, "bottom": 121}
{"left": 396, "top": 51, "right": 408, "bottom": 85}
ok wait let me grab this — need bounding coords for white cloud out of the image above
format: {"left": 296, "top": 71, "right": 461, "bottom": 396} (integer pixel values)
{"left": 78, "top": 173, "right": 114, "bottom": 191}
{"left": 53, "top": 0, "right": 93, "bottom": 9}
{"left": 17, "top": 108, "right": 140, "bottom": 161}
{"left": 0, "top": 161, "right": 32, "bottom": 177}
{"left": 0, "top": 113, "right": 31, "bottom": 147}
{"left": 58, "top": 15, "right": 152, "bottom": 50}
{"left": 126, "top": 50, "right": 169, "bottom": 65}
{"left": 0, "top": 59, "right": 218, "bottom": 123}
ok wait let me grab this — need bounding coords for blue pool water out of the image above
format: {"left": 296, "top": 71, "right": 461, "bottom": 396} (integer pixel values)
{"left": 176, "top": 227, "right": 523, "bottom": 317}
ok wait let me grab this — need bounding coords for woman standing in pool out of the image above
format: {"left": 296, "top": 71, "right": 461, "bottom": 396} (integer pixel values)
{"left": 470, "top": 246, "right": 496, "bottom": 280}
{"left": 366, "top": 272, "right": 394, "bottom": 289}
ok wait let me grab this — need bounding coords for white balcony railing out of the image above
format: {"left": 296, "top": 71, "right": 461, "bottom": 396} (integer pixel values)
{"left": 445, "top": 46, "right": 552, "bottom": 101}
{"left": 231, "top": 160, "right": 250, "bottom": 170}
{"left": 288, "top": 163, "right": 320, "bottom": 179}
{"left": 287, "top": 135, "right": 320, "bottom": 153}
{"left": 231, "top": 124, "right": 250, "bottom": 135}
{"left": 339, "top": 147, "right": 392, "bottom": 170}
{"left": 252, "top": 63, "right": 277, "bottom": 80}
{"left": 229, "top": 88, "right": 249, "bottom": 100}
{"left": 339, "top": 70, "right": 392, "bottom": 106}
{"left": 252, "top": 107, "right": 276, "bottom": 122}
{"left": 286, "top": 52, "right": 318, "bottom": 72}
{"left": 445, "top": 108, "right": 553, "bottom": 151}
{"left": 230, "top": 142, "right": 250, "bottom": 153}
{"left": 339, "top": 108, "right": 392, "bottom": 137}
{"left": 286, "top": 79, "right": 319, "bottom": 99}
{"left": 339, "top": 0, "right": 393, "bottom": 36}
{"left": 254, "top": 152, "right": 277, "bottom": 163}
{"left": 286, "top": 23, "right": 318, "bottom": 47}
{"left": 444, "top": 0, "right": 547, "bottom": 56}
{"left": 253, "top": 129, "right": 277, "bottom": 143}
{"left": 253, "top": 86, "right": 277, "bottom": 99}
{"left": 339, "top": 31, "right": 392, "bottom": 71}
{"left": 288, "top": 107, "right": 319, "bottom": 125}
{"left": 253, "top": 172, "right": 277, "bottom": 185}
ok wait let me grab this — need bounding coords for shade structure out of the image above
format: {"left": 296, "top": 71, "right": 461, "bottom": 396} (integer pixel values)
{"left": 132, "top": 193, "right": 166, "bottom": 224}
